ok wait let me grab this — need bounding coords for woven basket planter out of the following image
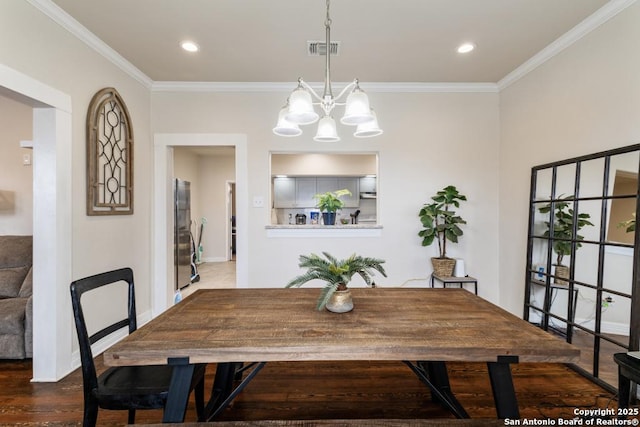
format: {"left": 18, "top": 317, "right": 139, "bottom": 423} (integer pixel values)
{"left": 431, "top": 257, "right": 456, "bottom": 277}
{"left": 554, "top": 265, "right": 569, "bottom": 285}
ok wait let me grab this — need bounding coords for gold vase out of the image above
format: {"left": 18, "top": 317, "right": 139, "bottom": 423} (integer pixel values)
{"left": 326, "top": 289, "right": 354, "bottom": 313}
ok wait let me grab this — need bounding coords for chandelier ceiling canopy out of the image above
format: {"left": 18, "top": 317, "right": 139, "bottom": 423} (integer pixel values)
{"left": 273, "top": 0, "right": 382, "bottom": 142}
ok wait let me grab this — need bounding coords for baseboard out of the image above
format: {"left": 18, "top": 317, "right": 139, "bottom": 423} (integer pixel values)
{"left": 575, "top": 319, "right": 629, "bottom": 336}
{"left": 528, "top": 312, "right": 629, "bottom": 336}
{"left": 201, "top": 256, "right": 228, "bottom": 263}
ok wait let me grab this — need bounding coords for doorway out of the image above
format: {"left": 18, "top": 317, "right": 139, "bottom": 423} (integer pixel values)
{"left": 0, "top": 64, "right": 73, "bottom": 381}
{"left": 152, "top": 133, "right": 248, "bottom": 316}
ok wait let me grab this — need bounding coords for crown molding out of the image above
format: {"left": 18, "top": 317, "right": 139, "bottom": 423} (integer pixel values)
{"left": 26, "top": 0, "right": 153, "bottom": 89}
{"left": 498, "top": 0, "right": 637, "bottom": 91}
{"left": 151, "top": 81, "right": 499, "bottom": 94}
{"left": 26, "top": 0, "right": 635, "bottom": 95}
{"left": 364, "top": 82, "right": 498, "bottom": 93}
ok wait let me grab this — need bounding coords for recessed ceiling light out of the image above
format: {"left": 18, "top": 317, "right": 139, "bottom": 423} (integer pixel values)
{"left": 181, "top": 41, "right": 199, "bottom": 53}
{"left": 457, "top": 43, "right": 476, "bottom": 54}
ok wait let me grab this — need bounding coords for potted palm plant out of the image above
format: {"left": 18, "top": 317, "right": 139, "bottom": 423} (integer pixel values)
{"left": 418, "top": 185, "right": 467, "bottom": 276}
{"left": 538, "top": 196, "right": 593, "bottom": 284}
{"left": 314, "top": 189, "right": 352, "bottom": 225}
{"left": 286, "top": 252, "right": 387, "bottom": 312}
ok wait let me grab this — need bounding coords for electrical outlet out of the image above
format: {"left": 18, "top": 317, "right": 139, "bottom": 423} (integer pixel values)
{"left": 23, "top": 154, "right": 31, "bottom": 166}
{"left": 252, "top": 196, "right": 265, "bottom": 208}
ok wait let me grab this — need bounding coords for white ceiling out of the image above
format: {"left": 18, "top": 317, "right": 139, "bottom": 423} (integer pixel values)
{"left": 49, "top": 0, "right": 610, "bottom": 84}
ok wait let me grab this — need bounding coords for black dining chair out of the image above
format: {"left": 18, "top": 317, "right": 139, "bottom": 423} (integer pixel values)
{"left": 614, "top": 352, "right": 640, "bottom": 412}
{"left": 70, "top": 267, "right": 206, "bottom": 427}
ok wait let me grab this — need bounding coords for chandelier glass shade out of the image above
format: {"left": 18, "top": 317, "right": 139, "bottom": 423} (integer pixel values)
{"left": 354, "top": 110, "right": 383, "bottom": 138}
{"left": 314, "top": 116, "right": 340, "bottom": 142}
{"left": 272, "top": 107, "right": 302, "bottom": 137}
{"left": 286, "top": 88, "right": 319, "bottom": 125}
{"left": 273, "top": 0, "right": 382, "bottom": 141}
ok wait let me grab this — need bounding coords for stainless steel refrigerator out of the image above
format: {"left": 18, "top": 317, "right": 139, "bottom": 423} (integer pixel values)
{"left": 174, "top": 179, "right": 192, "bottom": 290}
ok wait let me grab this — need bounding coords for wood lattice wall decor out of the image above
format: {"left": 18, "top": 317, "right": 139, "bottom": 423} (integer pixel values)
{"left": 86, "top": 87, "right": 134, "bottom": 215}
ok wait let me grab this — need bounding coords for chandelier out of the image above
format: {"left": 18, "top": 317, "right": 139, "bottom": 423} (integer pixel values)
{"left": 273, "top": 0, "right": 382, "bottom": 142}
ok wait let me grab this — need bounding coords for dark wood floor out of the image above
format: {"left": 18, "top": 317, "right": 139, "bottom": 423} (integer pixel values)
{"left": 0, "top": 357, "right": 628, "bottom": 426}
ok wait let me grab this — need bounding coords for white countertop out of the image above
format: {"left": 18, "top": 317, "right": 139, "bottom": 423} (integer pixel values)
{"left": 266, "top": 224, "right": 382, "bottom": 229}
{"left": 265, "top": 223, "right": 383, "bottom": 237}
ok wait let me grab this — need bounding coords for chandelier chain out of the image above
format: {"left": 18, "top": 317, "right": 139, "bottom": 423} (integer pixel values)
{"left": 325, "top": 0, "right": 332, "bottom": 28}
{"left": 323, "top": 0, "right": 333, "bottom": 100}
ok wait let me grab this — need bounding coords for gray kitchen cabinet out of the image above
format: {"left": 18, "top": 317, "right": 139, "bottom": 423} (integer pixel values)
{"left": 316, "top": 177, "right": 339, "bottom": 195}
{"left": 273, "top": 177, "right": 296, "bottom": 208}
{"left": 273, "top": 177, "right": 317, "bottom": 208}
{"left": 359, "top": 176, "right": 377, "bottom": 193}
{"left": 317, "top": 177, "right": 359, "bottom": 207}
{"left": 295, "top": 178, "right": 317, "bottom": 208}
{"left": 273, "top": 176, "right": 360, "bottom": 208}
{"left": 337, "top": 178, "right": 359, "bottom": 207}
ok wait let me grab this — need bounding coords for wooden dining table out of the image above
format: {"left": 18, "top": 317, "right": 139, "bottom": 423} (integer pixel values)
{"left": 103, "top": 288, "right": 580, "bottom": 422}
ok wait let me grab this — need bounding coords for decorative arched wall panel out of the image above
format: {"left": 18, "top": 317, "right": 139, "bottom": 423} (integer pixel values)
{"left": 86, "top": 87, "right": 133, "bottom": 215}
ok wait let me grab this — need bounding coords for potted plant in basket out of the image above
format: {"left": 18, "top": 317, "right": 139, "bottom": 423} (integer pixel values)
{"left": 418, "top": 185, "right": 467, "bottom": 277}
{"left": 286, "top": 252, "right": 387, "bottom": 313}
{"left": 314, "top": 189, "right": 352, "bottom": 225}
{"left": 538, "top": 196, "right": 593, "bottom": 284}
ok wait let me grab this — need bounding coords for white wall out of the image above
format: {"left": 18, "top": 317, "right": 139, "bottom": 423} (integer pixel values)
{"left": 0, "top": 94, "right": 33, "bottom": 234}
{"left": 498, "top": 1, "right": 640, "bottom": 315}
{"left": 151, "top": 90, "right": 501, "bottom": 301}
{"left": 198, "top": 155, "right": 235, "bottom": 262}
{"left": 271, "top": 153, "right": 377, "bottom": 176}
{"left": 1, "top": 0, "right": 153, "bottom": 379}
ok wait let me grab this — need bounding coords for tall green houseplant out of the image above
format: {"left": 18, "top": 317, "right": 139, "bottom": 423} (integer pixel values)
{"left": 538, "top": 196, "right": 593, "bottom": 267}
{"left": 418, "top": 185, "right": 467, "bottom": 276}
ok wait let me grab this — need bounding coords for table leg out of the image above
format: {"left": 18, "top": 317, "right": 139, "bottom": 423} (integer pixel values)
{"left": 204, "top": 362, "right": 238, "bottom": 419}
{"left": 163, "top": 357, "right": 196, "bottom": 423}
{"left": 404, "top": 361, "right": 469, "bottom": 418}
{"left": 618, "top": 365, "right": 630, "bottom": 411}
{"left": 487, "top": 356, "right": 520, "bottom": 419}
{"left": 204, "top": 361, "right": 266, "bottom": 421}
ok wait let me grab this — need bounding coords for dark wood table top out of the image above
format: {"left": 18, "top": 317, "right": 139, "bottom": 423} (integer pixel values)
{"left": 104, "top": 288, "right": 579, "bottom": 367}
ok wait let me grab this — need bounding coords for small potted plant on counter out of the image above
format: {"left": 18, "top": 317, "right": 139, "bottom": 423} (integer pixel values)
{"left": 418, "top": 185, "right": 467, "bottom": 277}
{"left": 286, "top": 252, "right": 387, "bottom": 312}
{"left": 315, "top": 189, "right": 352, "bottom": 226}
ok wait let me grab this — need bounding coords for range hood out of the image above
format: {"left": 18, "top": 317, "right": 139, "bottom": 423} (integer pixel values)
{"left": 360, "top": 192, "right": 377, "bottom": 199}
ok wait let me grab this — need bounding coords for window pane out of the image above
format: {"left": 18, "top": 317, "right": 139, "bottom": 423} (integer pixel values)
{"left": 578, "top": 158, "right": 605, "bottom": 199}
{"left": 556, "top": 164, "right": 577, "bottom": 197}
{"left": 534, "top": 168, "right": 553, "bottom": 201}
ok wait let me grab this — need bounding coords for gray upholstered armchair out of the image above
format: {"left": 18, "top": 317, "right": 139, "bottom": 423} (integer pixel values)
{"left": 0, "top": 235, "right": 33, "bottom": 359}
